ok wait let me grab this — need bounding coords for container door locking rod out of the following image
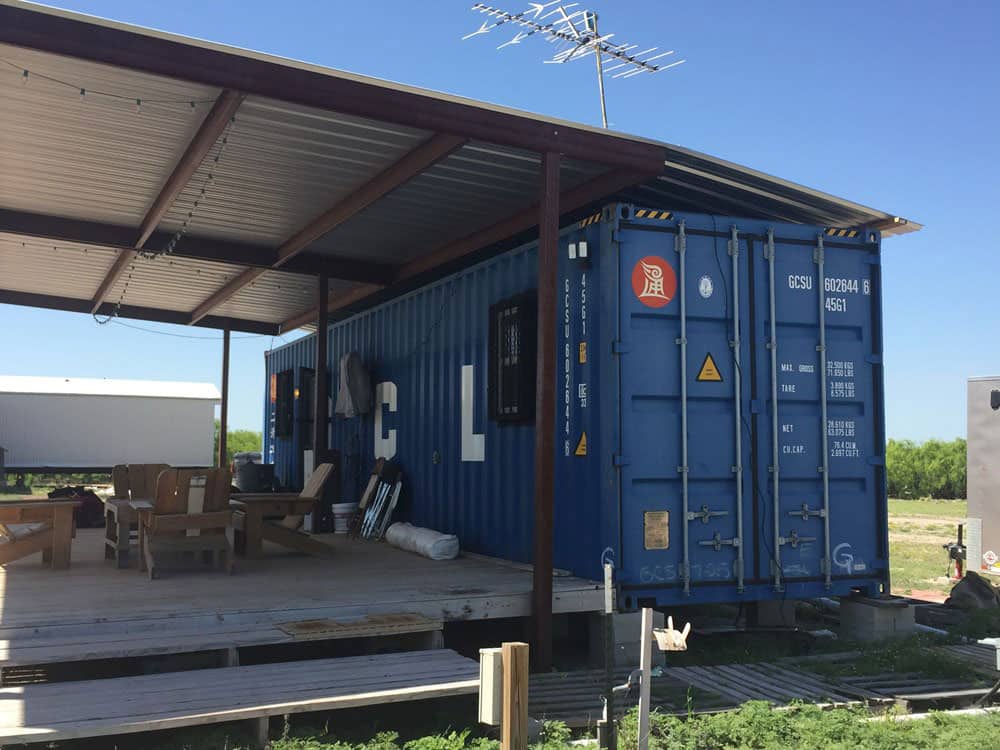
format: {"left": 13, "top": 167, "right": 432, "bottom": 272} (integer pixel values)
{"left": 815, "top": 235, "right": 833, "bottom": 589}
{"left": 729, "top": 226, "right": 745, "bottom": 593}
{"left": 765, "top": 229, "right": 783, "bottom": 591}
{"left": 675, "top": 221, "right": 691, "bottom": 596}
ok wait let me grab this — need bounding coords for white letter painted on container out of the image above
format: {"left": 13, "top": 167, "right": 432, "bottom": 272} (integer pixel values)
{"left": 461, "top": 365, "right": 485, "bottom": 462}
{"left": 374, "top": 381, "right": 397, "bottom": 459}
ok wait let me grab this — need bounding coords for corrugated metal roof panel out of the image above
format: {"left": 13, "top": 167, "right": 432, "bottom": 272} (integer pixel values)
{"left": 309, "top": 143, "right": 606, "bottom": 263}
{"left": 158, "top": 95, "right": 432, "bottom": 245}
{"left": 105, "top": 253, "right": 245, "bottom": 313}
{"left": 213, "top": 269, "right": 340, "bottom": 323}
{"left": 0, "top": 374, "right": 219, "bottom": 399}
{"left": 0, "top": 232, "right": 117, "bottom": 299}
{"left": 0, "top": 42, "right": 218, "bottom": 227}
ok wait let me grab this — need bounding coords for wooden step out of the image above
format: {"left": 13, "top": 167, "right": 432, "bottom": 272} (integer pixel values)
{"left": 0, "top": 649, "right": 478, "bottom": 746}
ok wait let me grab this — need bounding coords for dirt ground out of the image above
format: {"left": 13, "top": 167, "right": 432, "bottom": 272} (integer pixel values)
{"left": 888, "top": 499, "right": 966, "bottom": 599}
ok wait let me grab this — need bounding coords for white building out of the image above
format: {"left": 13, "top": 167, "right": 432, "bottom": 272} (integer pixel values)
{"left": 0, "top": 376, "right": 220, "bottom": 470}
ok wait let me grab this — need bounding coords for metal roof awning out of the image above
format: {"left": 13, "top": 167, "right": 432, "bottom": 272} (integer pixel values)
{"left": 0, "top": 0, "right": 918, "bottom": 334}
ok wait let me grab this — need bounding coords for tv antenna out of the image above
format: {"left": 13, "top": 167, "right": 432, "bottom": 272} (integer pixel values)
{"left": 463, "top": 2, "right": 685, "bottom": 128}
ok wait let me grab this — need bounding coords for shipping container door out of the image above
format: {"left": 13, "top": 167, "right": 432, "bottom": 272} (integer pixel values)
{"left": 753, "top": 228, "right": 886, "bottom": 594}
{"left": 617, "top": 220, "right": 753, "bottom": 599}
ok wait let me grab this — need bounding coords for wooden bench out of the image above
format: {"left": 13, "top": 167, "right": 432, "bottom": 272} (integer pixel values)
{"left": 0, "top": 649, "right": 478, "bottom": 749}
{"left": 0, "top": 500, "right": 79, "bottom": 570}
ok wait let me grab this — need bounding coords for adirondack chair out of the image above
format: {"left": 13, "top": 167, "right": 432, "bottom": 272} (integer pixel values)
{"left": 103, "top": 463, "right": 168, "bottom": 568}
{"left": 0, "top": 500, "right": 79, "bottom": 569}
{"left": 132, "top": 467, "right": 233, "bottom": 580}
{"left": 231, "top": 462, "right": 335, "bottom": 559}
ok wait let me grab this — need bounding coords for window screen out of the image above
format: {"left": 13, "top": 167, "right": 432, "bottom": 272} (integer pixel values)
{"left": 488, "top": 291, "right": 537, "bottom": 424}
{"left": 275, "top": 369, "right": 294, "bottom": 438}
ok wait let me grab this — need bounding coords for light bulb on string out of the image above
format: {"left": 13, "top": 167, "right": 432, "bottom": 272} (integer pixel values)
{"left": 135, "top": 98, "right": 141, "bottom": 115}
{"left": 79, "top": 88, "right": 85, "bottom": 102}
{"left": 21, "top": 69, "right": 28, "bottom": 85}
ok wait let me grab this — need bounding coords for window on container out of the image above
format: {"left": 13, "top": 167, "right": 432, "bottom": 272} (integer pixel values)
{"left": 275, "top": 369, "right": 294, "bottom": 438}
{"left": 299, "top": 368, "right": 315, "bottom": 450}
{"left": 488, "top": 291, "right": 537, "bottom": 424}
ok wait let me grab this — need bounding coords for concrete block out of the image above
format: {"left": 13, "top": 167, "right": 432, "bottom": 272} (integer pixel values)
{"left": 838, "top": 597, "right": 914, "bottom": 642}
{"left": 589, "top": 611, "right": 665, "bottom": 668}
{"left": 750, "top": 600, "right": 797, "bottom": 628}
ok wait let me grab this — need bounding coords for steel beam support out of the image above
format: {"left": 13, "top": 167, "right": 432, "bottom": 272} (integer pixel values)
{"left": 0, "top": 288, "right": 278, "bottom": 335}
{"left": 219, "top": 327, "right": 231, "bottom": 468}
{"left": 531, "top": 151, "right": 559, "bottom": 672}
{"left": 278, "top": 167, "right": 653, "bottom": 331}
{"left": 89, "top": 89, "right": 245, "bottom": 313}
{"left": 313, "top": 273, "right": 330, "bottom": 459}
{"left": 187, "top": 134, "right": 465, "bottom": 323}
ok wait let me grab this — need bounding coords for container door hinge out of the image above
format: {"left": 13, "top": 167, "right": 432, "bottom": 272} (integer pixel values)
{"left": 611, "top": 228, "right": 623, "bottom": 243}
{"left": 862, "top": 255, "right": 881, "bottom": 266}
{"left": 867, "top": 455, "right": 885, "bottom": 466}
{"left": 865, "top": 354, "right": 883, "bottom": 365}
{"left": 750, "top": 399, "right": 762, "bottom": 414}
{"left": 612, "top": 453, "right": 629, "bottom": 467}
{"left": 612, "top": 340, "right": 630, "bottom": 354}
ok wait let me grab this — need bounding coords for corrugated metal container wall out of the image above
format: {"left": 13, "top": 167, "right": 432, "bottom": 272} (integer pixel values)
{"left": 265, "top": 204, "right": 889, "bottom": 607}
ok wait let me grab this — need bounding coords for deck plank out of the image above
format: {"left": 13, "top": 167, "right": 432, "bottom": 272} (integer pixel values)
{"left": 0, "top": 650, "right": 479, "bottom": 744}
{"left": 0, "top": 529, "right": 600, "bottom": 669}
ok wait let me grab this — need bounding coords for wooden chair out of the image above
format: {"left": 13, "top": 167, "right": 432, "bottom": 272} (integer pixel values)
{"left": 0, "top": 500, "right": 79, "bottom": 570}
{"left": 132, "top": 468, "right": 233, "bottom": 580}
{"left": 231, "top": 463, "right": 335, "bottom": 559}
{"left": 103, "top": 463, "right": 168, "bottom": 568}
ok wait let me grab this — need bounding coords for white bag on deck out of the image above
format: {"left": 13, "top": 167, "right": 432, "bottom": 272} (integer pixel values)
{"left": 384, "top": 522, "right": 459, "bottom": 561}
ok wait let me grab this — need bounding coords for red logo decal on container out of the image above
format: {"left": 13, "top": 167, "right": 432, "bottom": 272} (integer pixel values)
{"left": 631, "top": 256, "right": 677, "bottom": 308}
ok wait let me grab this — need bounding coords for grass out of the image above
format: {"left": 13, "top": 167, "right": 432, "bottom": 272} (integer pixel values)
{"left": 129, "top": 706, "right": 1000, "bottom": 750}
{"left": 805, "top": 634, "right": 979, "bottom": 682}
{"left": 888, "top": 498, "right": 966, "bottom": 597}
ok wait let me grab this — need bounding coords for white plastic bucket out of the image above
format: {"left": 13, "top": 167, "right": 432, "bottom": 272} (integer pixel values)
{"left": 332, "top": 502, "right": 358, "bottom": 534}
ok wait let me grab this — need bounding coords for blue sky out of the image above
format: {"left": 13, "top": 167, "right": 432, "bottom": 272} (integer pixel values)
{"left": 2, "top": 0, "right": 996, "bottom": 439}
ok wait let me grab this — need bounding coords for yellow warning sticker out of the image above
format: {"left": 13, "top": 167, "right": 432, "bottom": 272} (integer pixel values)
{"left": 574, "top": 432, "right": 588, "bottom": 456}
{"left": 579, "top": 342, "right": 588, "bottom": 364}
{"left": 697, "top": 353, "right": 723, "bottom": 382}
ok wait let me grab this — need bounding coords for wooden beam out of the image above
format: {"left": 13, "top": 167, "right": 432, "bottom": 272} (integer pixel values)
{"left": 277, "top": 166, "right": 652, "bottom": 331}
{"left": 89, "top": 90, "right": 246, "bottom": 313}
{"left": 501, "top": 642, "right": 529, "bottom": 750}
{"left": 313, "top": 273, "right": 330, "bottom": 458}
{"left": 531, "top": 151, "right": 559, "bottom": 673}
{"left": 218, "top": 327, "right": 231, "bottom": 469}
{"left": 0, "top": 208, "right": 394, "bottom": 283}
{"left": 187, "top": 134, "right": 465, "bottom": 323}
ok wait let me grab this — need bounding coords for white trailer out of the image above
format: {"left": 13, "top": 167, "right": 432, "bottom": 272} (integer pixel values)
{"left": 0, "top": 376, "right": 220, "bottom": 471}
{"left": 967, "top": 376, "right": 1000, "bottom": 577}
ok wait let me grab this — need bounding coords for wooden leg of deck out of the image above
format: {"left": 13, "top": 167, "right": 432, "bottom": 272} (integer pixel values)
{"left": 223, "top": 647, "right": 240, "bottom": 667}
{"left": 104, "top": 508, "right": 116, "bottom": 560}
{"left": 249, "top": 715, "right": 269, "bottom": 749}
{"left": 50, "top": 507, "right": 74, "bottom": 570}
{"left": 116, "top": 513, "right": 130, "bottom": 569}
{"left": 501, "top": 642, "right": 529, "bottom": 750}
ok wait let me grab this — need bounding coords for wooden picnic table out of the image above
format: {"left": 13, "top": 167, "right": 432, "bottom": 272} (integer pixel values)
{"left": 0, "top": 499, "right": 79, "bottom": 570}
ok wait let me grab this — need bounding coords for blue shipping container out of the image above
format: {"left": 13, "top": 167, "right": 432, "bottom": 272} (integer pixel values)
{"left": 264, "top": 204, "right": 888, "bottom": 608}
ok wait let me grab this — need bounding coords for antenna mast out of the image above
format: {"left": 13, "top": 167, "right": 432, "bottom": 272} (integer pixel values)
{"left": 463, "top": 3, "right": 685, "bottom": 129}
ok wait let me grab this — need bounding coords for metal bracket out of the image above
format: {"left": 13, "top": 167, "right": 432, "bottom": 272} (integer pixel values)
{"left": 699, "top": 531, "right": 740, "bottom": 552}
{"left": 675, "top": 336, "right": 687, "bottom": 346}
{"left": 865, "top": 354, "right": 883, "bottom": 365}
{"left": 687, "top": 504, "right": 727, "bottom": 524}
{"left": 813, "top": 246, "right": 824, "bottom": 264}
{"left": 778, "top": 529, "right": 816, "bottom": 549}
{"left": 787, "top": 503, "right": 825, "bottom": 521}
{"left": 612, "top": 454, "right": 629, "bottom": 467}
{"left": 612, "top": 340, "right": 630, "bottom": 354}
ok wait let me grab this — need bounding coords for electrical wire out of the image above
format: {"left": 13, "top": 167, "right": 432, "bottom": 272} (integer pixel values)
{"left": 106, "top": 318, "right": 285, "bottom": 342}
{"left": 1, "top": 58, "right": 216, "bottom": 106}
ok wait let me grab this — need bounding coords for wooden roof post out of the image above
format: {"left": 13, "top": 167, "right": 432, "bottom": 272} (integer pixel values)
{"left": 313, "top": 273, "right": 330, "bottom": 461}
{"left": 218, "top": 326, "right": 231, "bottom": 469}
{"left": 532, "top": 151, "right": 559, "bottom": 672}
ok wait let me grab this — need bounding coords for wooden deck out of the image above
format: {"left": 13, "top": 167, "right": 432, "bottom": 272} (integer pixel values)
{"left": 0, "top": 649, "right": 479, "bottom": 745}
{"left": 0, "top": 529, "right": 601, "bottom": 671}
